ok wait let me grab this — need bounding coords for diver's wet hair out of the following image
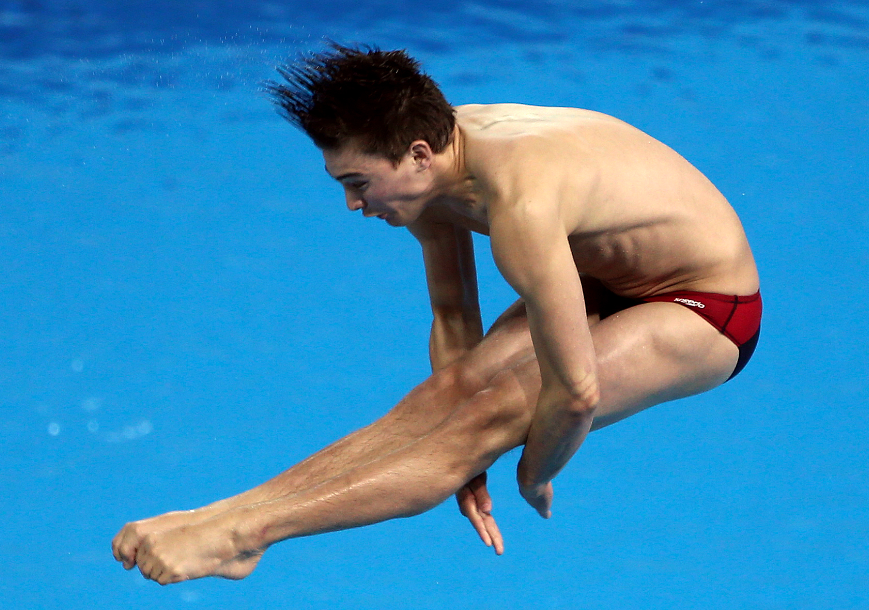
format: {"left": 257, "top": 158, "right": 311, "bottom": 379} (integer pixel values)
{"left": 265, "top": 43, "right": 455, "bottom": 163}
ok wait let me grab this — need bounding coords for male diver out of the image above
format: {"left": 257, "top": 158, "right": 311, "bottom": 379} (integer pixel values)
{"left": 113, "top": 45, "right": 761, "bottom": 585}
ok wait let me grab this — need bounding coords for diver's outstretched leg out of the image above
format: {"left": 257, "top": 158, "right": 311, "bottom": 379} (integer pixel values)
{"left": 126, "top": 354, "right": 541, "bottom": 584}
{"left": 112, "top": 304, "right": 536, "bottom": 566}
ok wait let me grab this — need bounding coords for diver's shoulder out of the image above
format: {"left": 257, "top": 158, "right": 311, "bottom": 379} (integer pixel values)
{"left": 456, "top": 103, "right": 631, "bottom": 133}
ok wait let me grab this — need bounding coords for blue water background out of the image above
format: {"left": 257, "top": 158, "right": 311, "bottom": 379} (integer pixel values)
{"left": 1, "top": 1, "right": 867, "bottom": 608}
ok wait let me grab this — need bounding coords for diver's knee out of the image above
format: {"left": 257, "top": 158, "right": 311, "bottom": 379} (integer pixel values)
{"left": 464, "top": 369, "right": 534, "bottom": 435}
{"left": 434, "top": 356, "right": 492, "bottom": 402}
{"left": 384, "top": 360, "right": 472, "bottom": 422}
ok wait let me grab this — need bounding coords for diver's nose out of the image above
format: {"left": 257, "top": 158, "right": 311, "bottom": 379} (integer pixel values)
{"left": 345, "top": 192, "right": 365, "bottom": 212}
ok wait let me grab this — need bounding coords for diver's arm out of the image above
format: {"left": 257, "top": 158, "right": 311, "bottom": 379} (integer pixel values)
{"left": 409, "top": 220, "right": 483, "bottom": 371}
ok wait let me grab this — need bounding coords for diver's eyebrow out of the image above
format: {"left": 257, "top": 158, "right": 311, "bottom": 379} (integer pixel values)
{"left": 324, "top": 165, "right": 363, "bottom": 182}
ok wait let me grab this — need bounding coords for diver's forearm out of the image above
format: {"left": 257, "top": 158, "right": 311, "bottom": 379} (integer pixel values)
{"left": 429, "top": 310, "right": 484, "bottom": 371}
{"left": 517, "top": 394, "right": 595, "bottom": 488}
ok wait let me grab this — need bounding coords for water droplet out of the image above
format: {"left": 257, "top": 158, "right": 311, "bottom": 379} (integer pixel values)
{"left": 48, "top": 422, "right": 61, "bottom": 436}
{"left": 87, "top": 420, "right": 99, "bottom": 433}
{"left": 81, "top": 397, "right": 102, "bottom": 412}
{"left": 104, "top": 419, "right": 155, "bottom": 443}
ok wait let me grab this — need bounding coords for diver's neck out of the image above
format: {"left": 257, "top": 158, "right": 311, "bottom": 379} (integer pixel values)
{"left": 432, "top": 125, "right": 478, "bottom": 209}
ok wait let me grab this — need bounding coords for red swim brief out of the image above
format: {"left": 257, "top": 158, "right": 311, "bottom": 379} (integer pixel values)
{"left": 600, "top": 289, "right": 762, "bottom": 381}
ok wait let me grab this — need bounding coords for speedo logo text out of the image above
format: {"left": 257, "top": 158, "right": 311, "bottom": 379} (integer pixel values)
{"left": 674, "top": 298, "right": 706, "bottom": 308}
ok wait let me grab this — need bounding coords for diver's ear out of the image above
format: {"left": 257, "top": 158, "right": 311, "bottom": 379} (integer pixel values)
{"left": 408, "top": 140, "right": 434, "bottom": 171}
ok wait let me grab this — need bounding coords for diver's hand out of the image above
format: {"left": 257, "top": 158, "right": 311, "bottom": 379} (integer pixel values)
{"left": 456, "top": 472, "right": 504, "bottom": 555}
{"left": 518, "top": 480, "right": 553, "bottom": 519}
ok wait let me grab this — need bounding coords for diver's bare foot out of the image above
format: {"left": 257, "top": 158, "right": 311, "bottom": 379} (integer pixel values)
{"left": 112, "top": 506, "right": 228, "bottom": 570}
{"left": 127, "top": 511, "right": 265, "bottom": 585}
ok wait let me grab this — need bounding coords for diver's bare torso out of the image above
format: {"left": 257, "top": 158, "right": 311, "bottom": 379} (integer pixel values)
{"left": 418, "top": 103, "right": 759, "bottom": 298}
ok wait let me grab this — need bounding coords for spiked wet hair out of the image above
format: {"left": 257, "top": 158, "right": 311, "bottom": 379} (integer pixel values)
{"left": 264, "top": 43, "right": 455, "bottom": 163}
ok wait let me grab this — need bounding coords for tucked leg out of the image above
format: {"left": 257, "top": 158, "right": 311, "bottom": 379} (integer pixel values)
{"left": 112, "top": 303, "right": 537, "bottom": 569}
{"left": 132, "top": 354, "right": 541, "bottom": 584}
{"left": 248, "top": 298, "right": 737, "bottom": 540}
{"left": 588, "top": 300, "right": 739, "bottom": 429}
{"left": 116, "top": 291, "right": 740, "bottom": 584}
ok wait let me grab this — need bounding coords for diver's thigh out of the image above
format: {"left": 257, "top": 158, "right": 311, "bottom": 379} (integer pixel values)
{"left": 590, "top": 302, "right": 738, "bottom": 430}
{"left": 454, "top": 300, "right": 535, "bottom": 389}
